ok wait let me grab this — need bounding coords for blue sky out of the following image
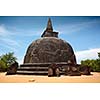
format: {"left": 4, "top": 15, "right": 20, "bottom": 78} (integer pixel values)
{"left": 0, "top": 16, "right": 100, "bottom": 64}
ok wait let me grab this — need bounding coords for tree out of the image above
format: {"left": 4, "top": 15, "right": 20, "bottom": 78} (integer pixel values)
{"left": 0, "top": 52, "right": 17, "bottom": 72}
{"left": 81, "top": 52, "right": 100, "bottom": 72}
{"left": 0, "top": 60, "right": 7, "bottom": 71}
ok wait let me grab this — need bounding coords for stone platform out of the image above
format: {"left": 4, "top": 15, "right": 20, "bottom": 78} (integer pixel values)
{"left": 6, "top": 62, "right": 91, "bottom": 76}
{"left": 16, "top": 62, "right": 69, "bottom": 75}
{"left": 16, "top": 63, "right": 81, "bottom": 76}
{"left": 16, "top": 63, "right": 50, "bottom": 75}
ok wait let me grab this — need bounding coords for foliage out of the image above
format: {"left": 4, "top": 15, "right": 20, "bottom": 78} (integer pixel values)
{"left": 81, "top": 53, "right": 100, "bottom": 72}
{"left": 0, "top": 52, "right": 17, "bottom": 72}
{"left": 0, "top": 60, "right": 7, "bottom": 72}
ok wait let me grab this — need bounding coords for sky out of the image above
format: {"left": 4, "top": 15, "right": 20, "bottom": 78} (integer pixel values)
{"left": 0, "top": 16, "right": 100, "bottom": 64}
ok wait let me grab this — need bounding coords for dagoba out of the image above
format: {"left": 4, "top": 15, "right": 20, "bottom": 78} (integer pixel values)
{"left": 24, "top": 18, "right": 76, "bottom": 64}
{"left": 7, "top": 18, "right": 91, "bottom": 76}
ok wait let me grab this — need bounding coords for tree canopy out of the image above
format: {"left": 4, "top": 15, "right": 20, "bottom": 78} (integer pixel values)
{"left": 81, "top": 52, "right": 100, "bottom": 72}
{"left": 0, "top": 52, "right": 17, "bottom": 72}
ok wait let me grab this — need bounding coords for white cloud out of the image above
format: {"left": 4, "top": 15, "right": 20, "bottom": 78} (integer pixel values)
{"left": 0, "top": 24, "right": 21, "bottom": 53}
{"left": 0, "top": 24, "right": 9, "bottom": 36}
{"left": 0, "top": 24, "right": 6, "bottom": 33}
{"left": 75, "top": 48, "right": 100, "bottom": 64}
{"left": 0, "top": 24, "right": 15, "bottom": 36}
{"left": 57, "top": 19, "right": 100, "bottom": 34}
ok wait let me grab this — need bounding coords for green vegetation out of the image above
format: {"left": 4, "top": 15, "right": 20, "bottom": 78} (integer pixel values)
{"left": 0, "top": 52, "right": 17, "bottom": 72}
{"left": 81, "top": 53, "right": 100, "bottom": 72}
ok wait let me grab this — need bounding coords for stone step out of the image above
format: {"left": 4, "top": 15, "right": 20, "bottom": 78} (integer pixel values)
{"left": 17, "top": 66, "right": 48, "bottom": 71}
{"left": 18, "top": 66, "right": 48, "bottom": 69}
{"left": 20, "top": 62, "right": 68, "bottom": 67}
{"left": 20, "top": 63, "right": 50, "bottom": 67}
{"left": 16, "top": 70, "right": 48, "bottom": 75}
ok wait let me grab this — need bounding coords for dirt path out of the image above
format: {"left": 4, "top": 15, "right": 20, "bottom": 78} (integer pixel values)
{"left": 0, "top": 72, "right": 100, "bottom": 83}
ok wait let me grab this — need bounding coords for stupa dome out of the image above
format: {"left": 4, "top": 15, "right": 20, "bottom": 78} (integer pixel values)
{"left": 24, "top": 18, "right": 76, "bottom": 64}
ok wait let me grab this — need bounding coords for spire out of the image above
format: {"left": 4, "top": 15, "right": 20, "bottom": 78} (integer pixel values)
{"left": 41, "top": 18, "right": 58, "bottom": 38}
{"left": 46, "top": 18, "right": 53, "bottom": 32}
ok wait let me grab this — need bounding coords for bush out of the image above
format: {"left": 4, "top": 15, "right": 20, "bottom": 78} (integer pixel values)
{"left": 81, "top": 53, "right": 100, "bottom": 72}
{"left": 0, "top": 60, "right": 7, "bottom": 72}
{"left": 81, "top": 59, "right": 100, "bottom": 72}
{"left": 0, "top": 52, "right": 17, "bottom": 72}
